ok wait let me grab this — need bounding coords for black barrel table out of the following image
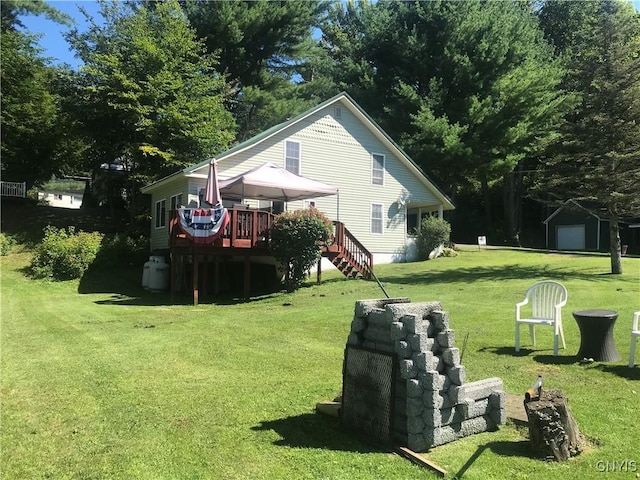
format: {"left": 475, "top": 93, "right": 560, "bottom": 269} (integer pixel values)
{"left": 572, "top": 309, "right": 621, "bottom": 362}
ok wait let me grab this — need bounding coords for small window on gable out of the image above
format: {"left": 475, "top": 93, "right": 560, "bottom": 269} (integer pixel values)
{"left": 372, "top": 153, "right": 385, "bottom": 185}
{"left": 285, "top": 140, "right": 301, "bottom": 176}
{"left": 155, "top": 199, "right": 166, "bottom": 228}
{"left": 371, "top": 203, "right": 384, "bottom": 235}
{"left": 334, "top": 106, "right": 342, "bottom": 120}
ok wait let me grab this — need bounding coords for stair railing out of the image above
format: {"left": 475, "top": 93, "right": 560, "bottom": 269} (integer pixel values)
{"left": 331, "top": 221, "right": 374, "bottom": 279}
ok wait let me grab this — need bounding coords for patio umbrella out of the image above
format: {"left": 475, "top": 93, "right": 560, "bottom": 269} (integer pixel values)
{"left": 178, "top": 158, "right": 229, "bottom": 243}
{"left": 204, "top": 159, "right": 222, "bottom": 206}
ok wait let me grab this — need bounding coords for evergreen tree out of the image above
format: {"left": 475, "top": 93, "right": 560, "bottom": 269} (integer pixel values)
{"left": 183, "top": 0, "right": 332, "bottom": 140}
{"left": 322, "top": 0, "right": 572, "bottom": 242}
{"left": 537, "top": 0, "right": 640, "bottom": 274}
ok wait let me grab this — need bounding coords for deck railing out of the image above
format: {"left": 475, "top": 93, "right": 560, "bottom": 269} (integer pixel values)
{"left": 331, "top": 221, "right": 374, "bottom": 278}
{"left": 170, "top": 207, "right": 274, "bottom": 248}
{"left": 1, "top": 181, "right": 26, "bottom": 198}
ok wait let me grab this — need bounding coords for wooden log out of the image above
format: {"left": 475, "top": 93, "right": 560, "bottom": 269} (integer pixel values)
{"left": 396, "top": 447, "right": 447, "bottom": 477}
{"left": 524, "top": 389, "right": 585, "bottom": 461}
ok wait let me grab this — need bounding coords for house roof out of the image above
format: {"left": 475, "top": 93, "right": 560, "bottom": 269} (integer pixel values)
{"left": 142, "top": 92, "right": 454, "bottom": 210}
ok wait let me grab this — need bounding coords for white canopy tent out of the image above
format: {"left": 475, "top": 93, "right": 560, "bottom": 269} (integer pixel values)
{"left": 218, "top": 162, "right": 339, "bottom": 203}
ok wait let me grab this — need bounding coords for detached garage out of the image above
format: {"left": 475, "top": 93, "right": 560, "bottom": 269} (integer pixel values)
{"left": 543, "top": 199, "right": 636, "bottom": 253}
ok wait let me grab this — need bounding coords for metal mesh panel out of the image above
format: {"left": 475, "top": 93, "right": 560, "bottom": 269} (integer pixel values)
{"left": 341, "top": 346, "right": 395, "bottom": 445}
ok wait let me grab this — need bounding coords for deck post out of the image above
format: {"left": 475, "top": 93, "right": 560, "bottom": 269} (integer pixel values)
{"left": 243, "top": 254, "right": 251, "bottom": 299}
{"left": 214, "top": 255, "right": 220, "bottom": 295}
{"left": 192, "top": 251, "right": 199, "bottom": 306}
{"left": 202, "top": 254, "right": 208, "bottom": 299}
{"left": 170, "top": 251, "right": 176, "bottom": 302}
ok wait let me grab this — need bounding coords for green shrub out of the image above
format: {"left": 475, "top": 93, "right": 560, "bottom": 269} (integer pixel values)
{"left": 29, "top": 226, "right": 103, "bottom": 280}
{"left": 415, "top": 216, "right": 451, "bottom": 261}
{"left": 0, "top": 233, "right": 15, "bottom": 256}
{"left": 269, "top": 208, "right": 333, "bottom": 291}
{"left": 94, "top": 233, "right": 150, "bottom": 267}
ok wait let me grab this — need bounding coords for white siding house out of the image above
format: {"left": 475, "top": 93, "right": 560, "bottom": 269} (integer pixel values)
{"left": 38, "top": 191, "right": 84, "bottom": 209}
{"left": 141, "top": 92, "right": 454, "bottom": 264}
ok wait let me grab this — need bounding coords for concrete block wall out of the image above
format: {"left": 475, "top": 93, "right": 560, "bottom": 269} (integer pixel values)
{"left": 346, "top": 298, "right": 506, "bottom": 452}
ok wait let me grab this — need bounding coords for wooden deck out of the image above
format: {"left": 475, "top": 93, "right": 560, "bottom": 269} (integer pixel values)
{"left": 168, "top": 207, "right": 373, "bottom": 304}
{"left": 169, "top": 208, "right": 275, "bottom": 304}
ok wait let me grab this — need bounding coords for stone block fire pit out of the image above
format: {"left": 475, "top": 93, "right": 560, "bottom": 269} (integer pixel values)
{"left": 341, "top": 298, "right": 506, "bottom": 452}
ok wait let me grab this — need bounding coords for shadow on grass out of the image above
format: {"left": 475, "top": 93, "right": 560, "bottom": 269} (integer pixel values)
{"left": 531, "top": 354, "right": 579, "bottom": 365}
{"left": 592, "top": 363, "right": 640, "bottom": 380}
{"left": 77, "top": 263, "right": 284, "bottom": 306}
{"left": 452, "top": 441, "right": 538, "bottom": 479}
{"left": 477, "top": 346, "right": 580, "bottom": 365}
{"left": 90, "top": 289, "right": 282, "bottom": 307}
{"left": 478, "top": 346, "right": 535, "bottom": 357}
{"left": 251, "top": 413, "right": 383, "bottom": 453}
{"left": 78, "top": 265, "right": 181, "bottom": 306}
{"left": 377, "top": 263, "right": 608, "bottom": 287}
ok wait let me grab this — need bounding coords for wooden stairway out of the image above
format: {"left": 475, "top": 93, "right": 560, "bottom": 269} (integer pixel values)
{"left": 321, "top": 221, "right": 373, "bottom": 279}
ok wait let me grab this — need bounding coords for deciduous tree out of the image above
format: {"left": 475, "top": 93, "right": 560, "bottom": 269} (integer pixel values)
{"left": 0, "top": 1, "right": 74, "bottom": 188}
{"left": 67, "top": 0, "right": 235, "bottom": 209}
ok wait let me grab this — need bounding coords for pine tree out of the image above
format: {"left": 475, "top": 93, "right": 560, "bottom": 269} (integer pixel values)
{"left": 538, "top": 0, "right": 640, "bottom": 273}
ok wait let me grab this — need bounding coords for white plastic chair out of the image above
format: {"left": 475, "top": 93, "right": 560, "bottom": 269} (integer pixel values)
{"left": 630, "top": 312, "right": 640, "bottom": 368}
{"left": 515, "top": 281, "right": 568, "bottom": 356}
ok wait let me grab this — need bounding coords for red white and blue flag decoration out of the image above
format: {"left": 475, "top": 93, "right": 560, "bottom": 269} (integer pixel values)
{"left": 177, "top": 205, "right": 229, "bottom": 244}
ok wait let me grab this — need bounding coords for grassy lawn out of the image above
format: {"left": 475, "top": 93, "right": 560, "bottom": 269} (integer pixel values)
{"left": 1, "top": 245, "right": 638, "bottom": 479}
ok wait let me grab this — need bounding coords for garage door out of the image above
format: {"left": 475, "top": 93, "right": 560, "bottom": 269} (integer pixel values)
{"left": 557, "top": 225, "right": 586, "bottom": 250}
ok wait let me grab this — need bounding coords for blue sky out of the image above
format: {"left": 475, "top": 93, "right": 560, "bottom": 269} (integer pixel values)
{"left": 19, "top": 1, "right": 103, "bottom": 68}
{"left": 20, "top": 0, "right": 640, "bottom": 69}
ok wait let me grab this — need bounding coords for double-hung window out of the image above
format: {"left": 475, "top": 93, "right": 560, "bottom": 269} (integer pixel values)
{"left": 371, "top": 203, "right": 384, "bottom": 235}
{"left": 155, "top": 199, "right": 166, "bottom": 228}
{"left": 285, "top": 140, "right": 301, "bottom": 175}
{"left": 372, "top": 153, "right": 385, "bottom": 185}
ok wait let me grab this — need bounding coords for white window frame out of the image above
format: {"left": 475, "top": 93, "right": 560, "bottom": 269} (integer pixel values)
{"left": 371, "top": 203, "right": 384, "bottom": 235}
{"left": 284, "top": 139, "right": 301, "bottom": 175}
{"left": 371, "top": 153, "right": 385, "bottom": 186}
{"left": 155, "top": 199, "right": 166, "bottom": 229}
{"left": 304, "top": 199, "right": 316, "bottom": 209}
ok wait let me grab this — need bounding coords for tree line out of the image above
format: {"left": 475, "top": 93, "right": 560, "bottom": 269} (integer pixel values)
{"left": 2, "top": 0, "right": 638, "bottom": 273}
